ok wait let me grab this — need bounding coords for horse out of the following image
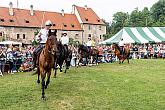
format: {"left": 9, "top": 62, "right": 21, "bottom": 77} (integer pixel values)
{"left": 37, "top": 29, "right": 57, "bottom": 100}
{"left": 54, "top": 41, "right": 72, "bottom": 78}
{"left": 112, "top": 43, "right": 130, "bottom": 64}
{"left": 77, "top": 44, "right": 99, "bottom": 66}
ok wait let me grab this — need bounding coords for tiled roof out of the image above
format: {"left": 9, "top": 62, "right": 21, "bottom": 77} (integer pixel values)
{"left": 75, "top": 6, "right": 105, "bottom": 25}
{"left": 0, "top": 7, "right": 82, "bottom": 31}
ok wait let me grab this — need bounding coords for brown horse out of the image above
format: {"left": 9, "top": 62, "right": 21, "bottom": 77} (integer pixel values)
{"left": 37, "top": 30, "right": 57, "bottom": 100}
{"left": 112, "top": 43, "right": 130, "bottom": 64}
{"left": 77, "top": 44, "right": 99, "bottom": 66}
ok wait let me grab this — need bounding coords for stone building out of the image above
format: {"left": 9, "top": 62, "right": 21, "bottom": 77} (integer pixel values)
{"left": 0, "top": 2, "right": 106, "bottom": 44}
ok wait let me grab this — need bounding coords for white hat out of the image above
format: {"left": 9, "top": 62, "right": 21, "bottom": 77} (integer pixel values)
{"left": 45, "top": 20, "right": 53, "bottom": 26}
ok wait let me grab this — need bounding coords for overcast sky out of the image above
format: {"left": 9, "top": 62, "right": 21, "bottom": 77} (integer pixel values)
{"left": 0, "top": 0, "right": 159, "bottom": 22}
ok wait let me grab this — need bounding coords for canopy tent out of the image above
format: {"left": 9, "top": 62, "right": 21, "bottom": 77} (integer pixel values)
{"left": 0, "top": 40, "right": 22, "bottom": 45}
{"left": 99, "top": 27, "right": 165, "bottom": 44}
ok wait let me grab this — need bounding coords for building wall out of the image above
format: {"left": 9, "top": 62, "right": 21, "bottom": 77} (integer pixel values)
{"left": 82, "top": 24, "right": 106, "bottom": 43}
{"left": 56, "top": 30, "right": 83, "bottom": 43}
{"left": 1, "top": 26, "right": 84, "bottom": 44}
{"left": 1, "top": 25, "right": 105, "bottom": 44}
{"left": 2, "top": 26, "right": 39, "bottom": 43}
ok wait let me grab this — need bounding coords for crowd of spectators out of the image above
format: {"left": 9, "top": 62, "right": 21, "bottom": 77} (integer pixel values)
{"left": 0, "top": 45, "right": 34, "bottom": 75}
{"left": 1, "top": 43, "right": 165, "bottom": 76}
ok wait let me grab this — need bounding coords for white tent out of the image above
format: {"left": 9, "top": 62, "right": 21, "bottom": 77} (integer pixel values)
{"left": 0, "top": 40, "right": 22, "bottom": 45}
{"left": 99, "top": 27, "right": 165, "bottom": 44}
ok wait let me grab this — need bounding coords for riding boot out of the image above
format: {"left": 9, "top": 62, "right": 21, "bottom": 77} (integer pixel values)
{"left": 32, "top": 45, "right": 42, "bottom": 70}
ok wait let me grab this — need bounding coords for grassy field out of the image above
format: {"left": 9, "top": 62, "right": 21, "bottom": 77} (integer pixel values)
{"left": 0, "top": 59, "right": 165, "bottom": 110}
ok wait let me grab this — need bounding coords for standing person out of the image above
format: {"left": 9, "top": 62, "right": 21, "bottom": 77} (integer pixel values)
{"left": 6, "top": 46, "right": 14, "bottom": 74}
{"left": 32, "top": 20, "right": 53, "bottom": 69}
{"left": 0, "top": 48, "right": 6, "bottom": 76}
{"left": 60, "top": 32, "right": 69, "bottom": 55}
{"left": 119, "top": 38, "right": 125, "bottom": 56}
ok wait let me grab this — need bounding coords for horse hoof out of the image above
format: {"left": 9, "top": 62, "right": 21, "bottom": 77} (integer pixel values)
{"left": 64, "top": 71, "right": 66, "bottom": 73}
{"left": 37, "top": 80, "right": 40, "bottom": 84}
{"left": 54, "top": 76, "right": 56, "bottom": 78}
{"left": 41, "top": 96, "right": 46, "bottom": 101}
{"left": 45, "top": 86, "right": 47, "bottom": 89}
{"left": 60, "top": 70, "right": 62, "bottom": 72}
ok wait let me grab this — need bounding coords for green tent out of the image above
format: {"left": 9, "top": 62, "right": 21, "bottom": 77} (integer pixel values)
{"left": 100, "top": 27, "right": 165, "bottom": 44}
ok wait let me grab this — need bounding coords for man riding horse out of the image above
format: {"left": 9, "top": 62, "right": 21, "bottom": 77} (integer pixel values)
{"left": 119, "top": 38, "right": 125, "bottom": 57}
{"left": 60, "top": 32, "right": 69, "bottom": 56}
{"left": 32, "top": 20, "right": 53, "bottom": 70}
{"left": 86, "top": 37, "right": 96, "bottom": 65}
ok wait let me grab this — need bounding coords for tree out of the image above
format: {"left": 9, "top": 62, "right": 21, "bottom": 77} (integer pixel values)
{"left": 150, "top": 0, "right": 165, "bottom": 26}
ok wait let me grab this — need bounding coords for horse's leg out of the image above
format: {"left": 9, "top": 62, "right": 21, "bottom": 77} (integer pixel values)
{"left": 64, "top": 59, "right": 67, "bottom": 73}
{"left": 54, "top": 62, "right": 57, "bottom": 78}
{"left": 86, "top": 56, "right": 89, "bottom": 66}
{"left": 41, "top": 70, "right": 46, "bottom": 100}
{"left": 90, "top": 56, "right": 93, "bottom": 66}
{"left": 37, "top": 67, "right": 40, "bottom": 83}
{"left": 60, "top": 63, "right": 63, "bottom": 72}
{"left": 77, "top": 56, "right": 82, "bottom": 67}
{"left": 96, "top": 55, "right": 99, "bottom": 65}
{"left": 45, "top": 70, "right": 51, "bottom": 89}
{"left": 127, "top": 57, "right": 129, "bottom": 64}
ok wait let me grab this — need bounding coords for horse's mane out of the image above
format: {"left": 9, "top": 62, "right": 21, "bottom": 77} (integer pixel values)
{"left": 114, "top": 43, "right": 120, "bottom": 51}
{"left": 78, "top": 44, "right": 88, "bottom": 53}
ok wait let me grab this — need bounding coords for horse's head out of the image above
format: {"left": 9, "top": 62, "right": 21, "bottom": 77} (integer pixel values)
{"left": 46, "top": 29, "right": 57, "bottom": 55}
{"left": 112, "top": 43, "right": 120, "bottom": 50}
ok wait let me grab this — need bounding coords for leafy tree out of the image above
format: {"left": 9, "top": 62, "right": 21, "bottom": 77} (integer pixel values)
{"left": 151, "top": 0, "right": 165, "bottom": 23}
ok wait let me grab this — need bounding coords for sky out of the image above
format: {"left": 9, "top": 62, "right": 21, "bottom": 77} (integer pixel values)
{"left": 0, "top": 0, "right": 159, "bottom": 22}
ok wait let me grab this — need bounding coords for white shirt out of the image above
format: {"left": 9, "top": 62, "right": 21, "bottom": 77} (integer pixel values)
{"left": 119, "top": 40, "right": 124, "bottom": 46}
{"left": 60, "top": 36, "right": 69, "bottom": 45}
{"left": 36, "top": 28, "right": 49, "bottom": 44}
{"left": 86, "top": 41, "right": 92, "bottom": 46}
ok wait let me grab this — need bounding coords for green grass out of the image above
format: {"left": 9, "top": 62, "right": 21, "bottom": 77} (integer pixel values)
{"left": 0, "top": 59, "right": 165, "bottom": 110}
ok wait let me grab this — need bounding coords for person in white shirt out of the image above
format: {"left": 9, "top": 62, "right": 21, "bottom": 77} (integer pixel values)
{"left": 33, "top": 20, "right": 53, "bottom": 69}
{"left": 60, "top": 33, "right": 69, "bottom": 45}
{"left": 118, "top": 38, "right": 125, "bottom": 56}
{"left": 60, "top": 33, "right": 69, "bottom": 55}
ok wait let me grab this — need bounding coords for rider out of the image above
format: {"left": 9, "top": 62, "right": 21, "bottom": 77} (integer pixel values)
{"left": 32, "top": 20, "right": 53, "bottom": 69}
{"left": 86, "top": 37, "right": 92, "bottom": 50}
{"left": 119, "top": 38, "right": 125, "bottom": 56}
{"left": 60, "top": 32, "right": 69, "bottom": 55}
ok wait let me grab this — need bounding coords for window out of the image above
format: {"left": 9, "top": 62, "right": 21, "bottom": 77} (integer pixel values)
{"left": 64, "top": 24, "right": 67, "bottom": 27}
{"left": 99, "top": 26, "right": 102, "bottom": 30}
{"left": 9, "top": 19, "right": 14, "bottom": 22}
{"left": 100, "top": 35, "right": 102, "bottom": 39}
{"left": 53, "top": 24, "right": 56, "bottom": 26}
{"left": 88, "top": 34, "right": 91, "bottom": 38}
{"left": 0, "top": 18, "right": 4, "bottom": 22}
{"left": 25, "top": 20, "right": 29, "bottom": 23}
{"left": 97, "top": 19, "right": 100, "bottom": 22}
{"left": 23, "top": 34, "right": 26, "bottom": 39}
{"left": 75, "top": 34, "right": 79, "bottom": 39}
{"left": 17, "top": 34, "right": 20, "bottom": 39}
{"left": 85, "top": 18, "right": 88, "bottom": 21}
{"left": 88, "top": 25, "right": 91, "bottom": 30}
{"left": 0, "top": 32, "right": 2, "bottom": 36}
{"left": 71, "top": 24, "right": 74, "bottom": 28}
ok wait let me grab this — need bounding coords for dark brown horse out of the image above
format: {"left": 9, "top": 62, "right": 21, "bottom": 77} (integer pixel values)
{"left": 77, "top": 44, "right": 99, "bottom": 66}
{"left": 112, "top": 43, "right": 130, "bottom": 64}
{"left": 37, "top": 30, "right": 57, "bottom": 100}
{"left": 54, "top": 41, "right": 72, "bottom": 78}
